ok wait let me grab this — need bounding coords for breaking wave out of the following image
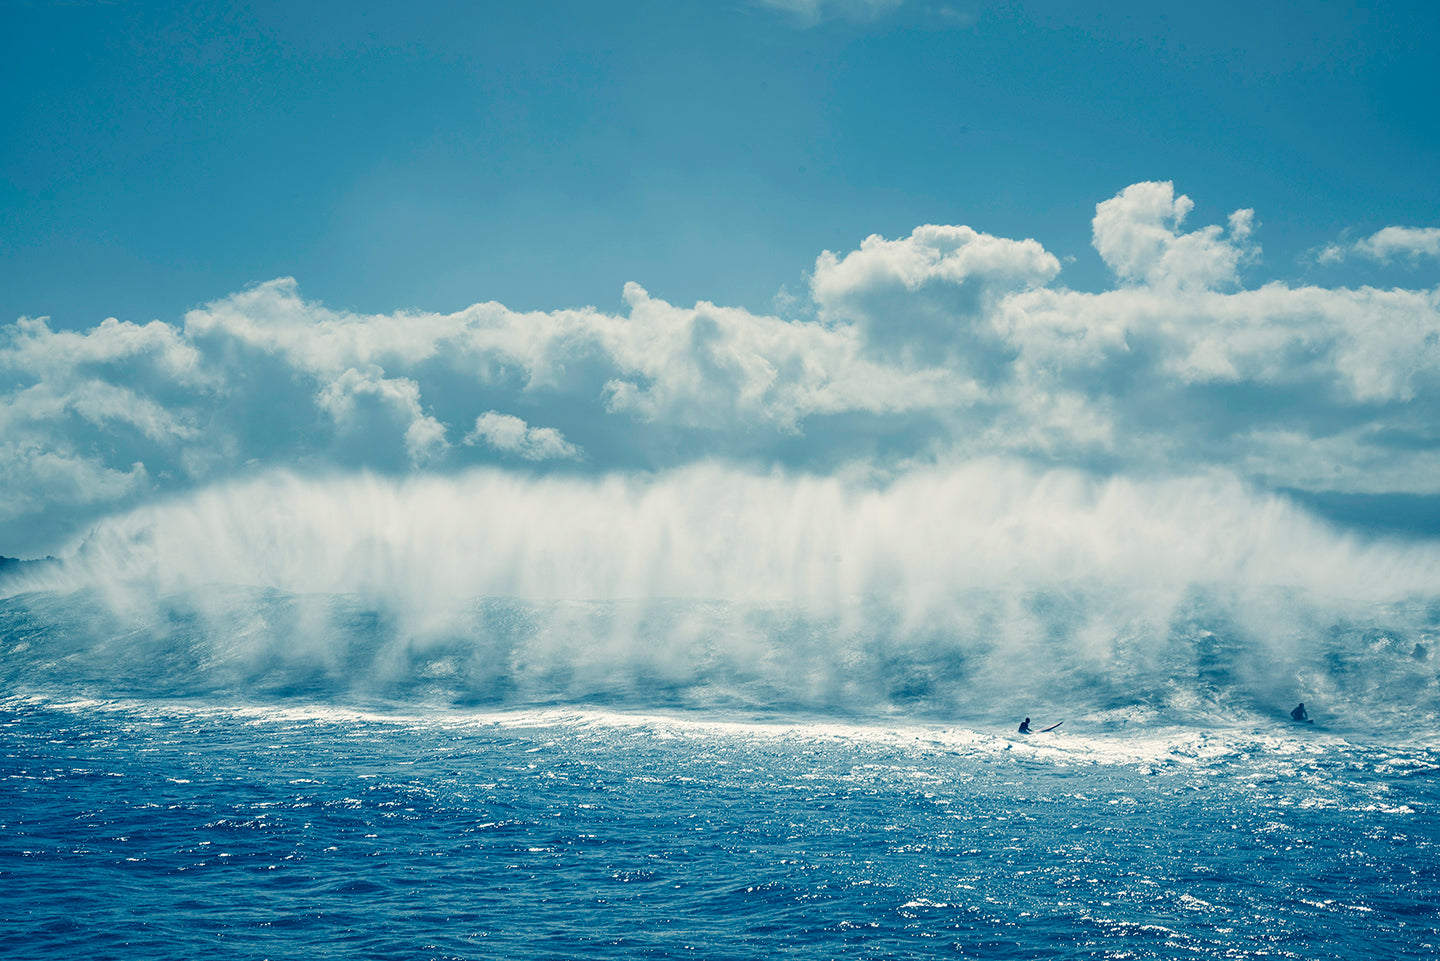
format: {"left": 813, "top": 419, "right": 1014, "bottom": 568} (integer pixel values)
{"left": 2, "top": 462, "right": 1438, "bottom": 729}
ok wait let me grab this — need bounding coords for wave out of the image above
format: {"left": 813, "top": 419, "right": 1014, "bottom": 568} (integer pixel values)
{"left": 3, "top": 463, "right": 1438, "bottom": 728}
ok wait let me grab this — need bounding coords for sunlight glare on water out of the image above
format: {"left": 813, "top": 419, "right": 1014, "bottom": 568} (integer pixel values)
{"left": 3, "top": 699, "right": 1436, "bottom": 960}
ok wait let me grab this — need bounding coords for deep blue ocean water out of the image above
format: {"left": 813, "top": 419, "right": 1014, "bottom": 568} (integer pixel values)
{"left": 4, "top": 674, "right": 1438, "bottom": 957}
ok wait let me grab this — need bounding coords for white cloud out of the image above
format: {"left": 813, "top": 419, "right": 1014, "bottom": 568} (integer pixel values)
{"left": 316, "top": 367, "right": 449, "bottom": 466}
{"left": 1360, "top": 226, "right": 1440, "bottom": 261}
{"left": 0, "top": 441, "right": 148, "bottom": 522}
{"left": 1, "top": 315, "right": 210, "bottom": 386}
{"left": 403, "top": 417, "right": 450, "bottom": 467}
{"left": 812, "top": 225, "right": 1059, "bottom": 312}
{"left": 463, "top": 412, "right": 583, "bottom": 462}
{"left": 184, "top": 278, "right": 459, "bottom": 377}
{"left": 999, "top": 281, "right": 1440, "bottom": 403}
{"left": 0, "top": 314, "right": 209, "bottom": 534}
{"left": 186, "top": 277, "right": 972, "bottom": 434}
{"left": 751, "top": 0, "right": 907, "bottom": 26}
{"left": 597, "top": 282, "right": 972, "bottom": 429}
{"left": 1319, "top": 226, "right": 1440, "bottom": 265}
{"left": 1092, "top": 181, "right": 1257, "bottom": 290}
{"left": 2, "top": 380, "right": 199, "bottom": 443}
{"left": 0, "top": 316, "right": 210, "bottom": 448}
{"left": 811, "top": 224, "right": 1059, "bottom": 367}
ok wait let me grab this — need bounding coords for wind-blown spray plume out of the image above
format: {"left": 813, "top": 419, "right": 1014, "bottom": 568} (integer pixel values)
{"left": 3, "top": 462, "right": 1438, "bottom": 724}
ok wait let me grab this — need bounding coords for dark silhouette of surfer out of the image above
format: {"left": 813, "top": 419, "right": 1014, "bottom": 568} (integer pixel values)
{"left": 1291, "top": 703, "right": 1311, "bottom": 723}
{"left": 1018, "top": 718, "right": 1031, "bottom": 734}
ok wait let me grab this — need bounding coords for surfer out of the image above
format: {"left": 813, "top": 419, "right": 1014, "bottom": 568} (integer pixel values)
{"left": 1291, "top": 703, "right": 1310, "bottom": 723}
{"left": 1018, "top": 718, "right": 1031, "bottom": 734}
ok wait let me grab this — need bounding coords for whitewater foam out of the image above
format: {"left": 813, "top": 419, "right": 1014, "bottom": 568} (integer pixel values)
{"left": 2, "top": 463, "right": 1437, "bottom": 733}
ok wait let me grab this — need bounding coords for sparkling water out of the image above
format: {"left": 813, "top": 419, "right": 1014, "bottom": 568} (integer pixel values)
{"left": 3, "top": 593, "right": 1437, "bottom": 959}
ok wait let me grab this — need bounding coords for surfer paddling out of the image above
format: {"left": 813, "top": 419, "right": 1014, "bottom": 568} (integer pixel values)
{"left": 1291, "top": 703, "right": 1311, "bottom": 723}
{"left": 1017, "top": 718, "right": 1063, "bottom": 734}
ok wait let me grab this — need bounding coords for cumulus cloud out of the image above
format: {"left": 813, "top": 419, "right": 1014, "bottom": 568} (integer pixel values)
{"left": 3, "top": 380, "right": 199, "bottom": 444}
{"left": 4, "top": 180, "right": 1440, "bottom": 554}
{"left": 811, "top": 224, "right": 1059, "bottom": 368}
{"left": 184, "top": 278, "right": 460, "bottom": 377}
{"left": 463, "top": 412, "right": 583, "bottom": 462}
{"left": 998, "top": 281, "right": 1440, "bottom": 403}
{"left": 0, "top": 316, "right": 209, "bottom": 444}
{"left": 185, "top": 277, "right": 966, "bottom": 434}
{"left": 1092, "top": 181, "right": 1257, "bottom": 290}
{"left": 315, "top": 366, "right": 449, "bottom": 466}
{"left": 597, "top": 282, "right": 969, "bottom": 429}
{"left": 0, "top": 441, "right": 148, "bottom": 523}
{"left": 1, "top": 315, "right": 210, "bottom": 386}
{"left": 1319, "top": 226, "right": 1440, "bottom": 265}
{"left": 0, "top": 315, "right": 203, "bottom": 534}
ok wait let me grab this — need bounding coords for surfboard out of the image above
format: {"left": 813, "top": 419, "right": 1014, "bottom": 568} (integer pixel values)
{"left": 1040, "top": 721, "right": 1063, "bottom": 732}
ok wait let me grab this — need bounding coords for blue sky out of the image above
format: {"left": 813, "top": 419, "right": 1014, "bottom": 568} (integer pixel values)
{"left": 3, "top": 0, "right": 1440, "bottom": 556}
{"left": 6, "top": 0, "right": 1436, "bottom": 321}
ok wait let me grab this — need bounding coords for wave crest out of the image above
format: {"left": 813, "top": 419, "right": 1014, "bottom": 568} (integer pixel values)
{"left": 3, "top": 463, "right": 1438, "bottom": 725}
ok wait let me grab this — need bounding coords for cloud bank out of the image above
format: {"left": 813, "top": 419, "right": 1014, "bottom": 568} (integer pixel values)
{"left": 4, "top": 181, "right": 1439, "bottom": 552}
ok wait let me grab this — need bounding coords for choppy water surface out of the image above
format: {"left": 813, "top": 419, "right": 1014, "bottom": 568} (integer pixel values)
{"left": 4, "top": 697, "right": 1436, "bottom": 960}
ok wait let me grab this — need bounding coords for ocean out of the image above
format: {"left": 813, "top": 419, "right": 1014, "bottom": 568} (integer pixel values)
{"left": 3, "top": 467, "right": 1439, "bottom": 958}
